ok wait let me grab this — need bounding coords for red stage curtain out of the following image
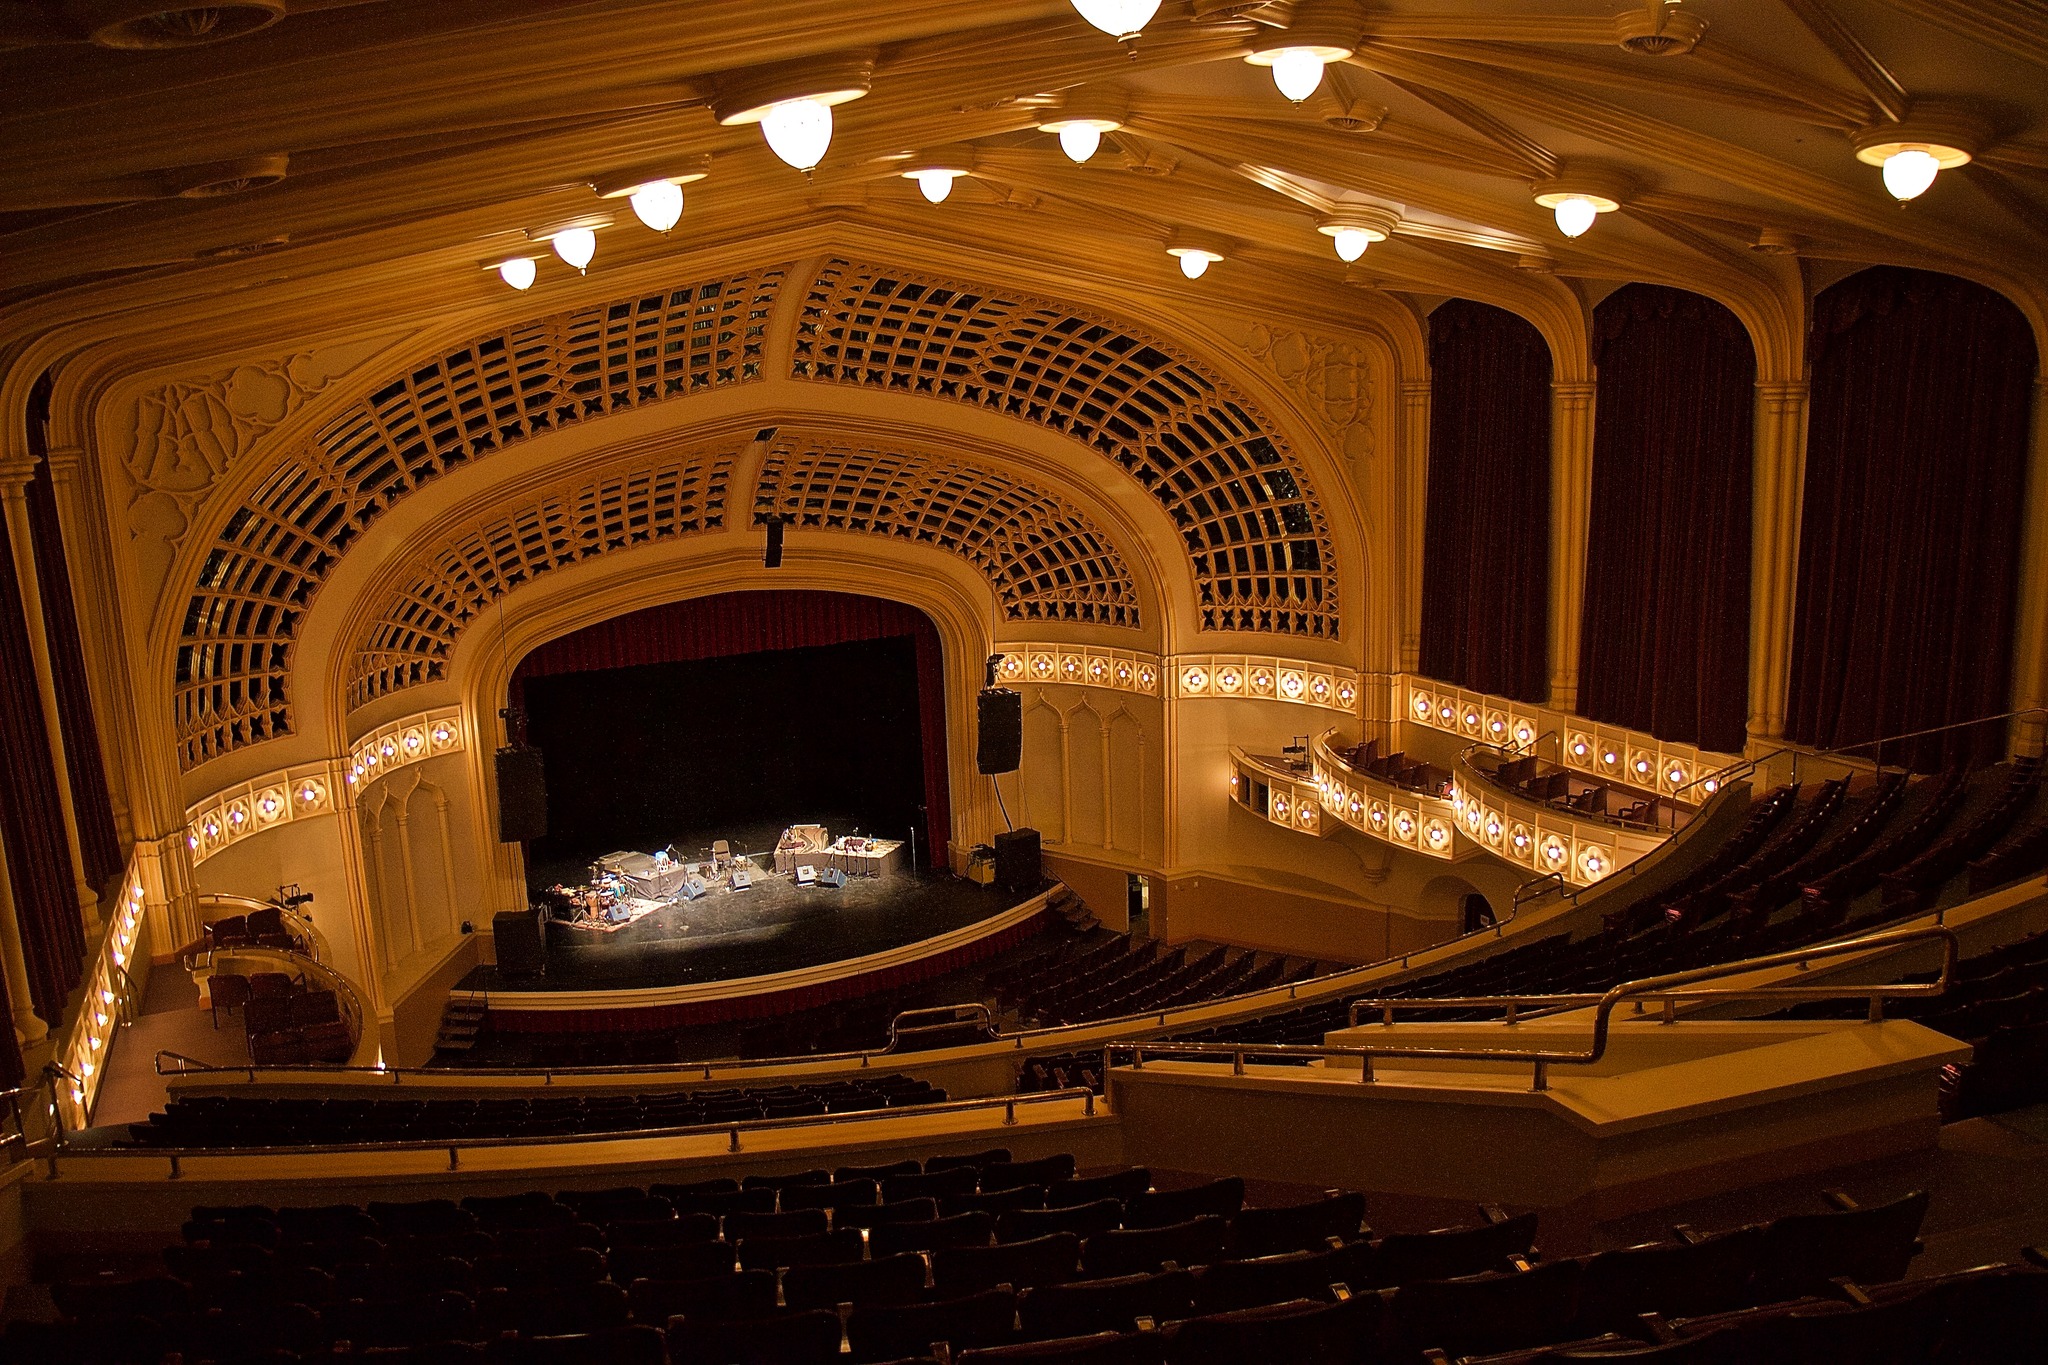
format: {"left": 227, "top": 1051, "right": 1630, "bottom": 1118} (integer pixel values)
{"left": 1577, "top": 284, "right": 1754, "bottom": 755}
{"left": 1419, "top": 298, "right": 1553, "bottom": 703}
{"left": 1787, "top": 268, "right": 2037, "bottom": 771}
{"left": 512, "top": 590, "right": 952, "bottom": 867}
{"left": 0, "top": 485, "right": 85, "bottom": 1055}
{"left": 25, "top": 378, "right": 121, "bottom": 890}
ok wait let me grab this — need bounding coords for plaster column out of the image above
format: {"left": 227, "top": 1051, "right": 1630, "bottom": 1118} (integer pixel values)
{"left": 41, "top": 444, "right": 134, "bottom": 847}
{"left": 0, "top": 806, "right": 50, "bottom": 1044}
{"left": 1547, "top": 382, "right": 1597, "bottom": 712}
{"left": 2009, "top": 378, "right": 2048, "bottom": 758}
{"left": 1747, "top": 381, "right": 1811, "bottom": 749}
{"left": 0, "top": 458, "right": 101, "bottom": 935}
{"left": 1399, "top": 378, "right": 1431, "bottom": 675}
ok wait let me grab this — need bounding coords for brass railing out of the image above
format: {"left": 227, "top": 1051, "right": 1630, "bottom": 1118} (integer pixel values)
{"left": 1110, "top": 924, "right": 1959, "bottom": 1094}
{"left": 47, "top": 1086, "right": 1098, "bottom": 1175}
{"left": 1675, "top": 707, "right": 2048, "bottom": 804}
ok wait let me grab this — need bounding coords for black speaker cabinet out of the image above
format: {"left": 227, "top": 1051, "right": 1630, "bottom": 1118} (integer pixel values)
{"left": 493, "top": 908, "right": 545, "bottom": 979}
{"left": 995, "top": 827, "right": 1041, "bottom": 894}
{"left": 977, "top": 688, "right": 1022, "bottom": 775}
{"left": 494, "top": 745, "right": 548, "bottom": 843}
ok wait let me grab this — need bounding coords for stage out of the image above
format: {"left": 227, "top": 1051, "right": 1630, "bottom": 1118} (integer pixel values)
{"left": 472, "top": 819, "right": 1030, "bottom": 994}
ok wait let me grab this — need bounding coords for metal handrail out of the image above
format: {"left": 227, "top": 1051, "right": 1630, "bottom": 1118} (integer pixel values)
{"left": 887, "top": 1003, "right": 994, "bottom": 1048}
{"left": 1675, "top": 707, "right": 2048, "bottom": 802}
{"left": 1111, "top": 924, "right": 1957, "bottom": 1093}
{"left": 195, "top": 893, "right": 328, "bottom": 964}
{"left": 1460, "top": 742, "right": 1674, "bottom": 834}
{"left": 201, "top": 944, "right": 367, "bottom": 1055}
{"left": 55, "top": 1086, "right": 1098, "bottom": 1166}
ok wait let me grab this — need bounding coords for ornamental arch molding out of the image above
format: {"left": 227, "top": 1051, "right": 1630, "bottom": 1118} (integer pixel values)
{"left": 167, "top": 253, "right": 1347, "bottom": 773}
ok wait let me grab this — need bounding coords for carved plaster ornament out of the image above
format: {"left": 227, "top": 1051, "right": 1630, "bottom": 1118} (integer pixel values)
{"left": 1232, "top": 321, "right": 1375, "bottom": 469}
{"left": 122, "top": 336, "right": 395, "bottom": 587}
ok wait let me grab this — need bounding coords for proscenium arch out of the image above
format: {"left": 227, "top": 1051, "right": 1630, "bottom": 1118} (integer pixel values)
{"left": 445, "top": 545, "right": 1014, "bottom": 909}
{"left": 165, "top": 247, "right": 1355, "bottom": 775}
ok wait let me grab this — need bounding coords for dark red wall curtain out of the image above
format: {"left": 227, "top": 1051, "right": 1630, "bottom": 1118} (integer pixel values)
{"left": 25, "top": 378, "right": 121, "bottom": 890}
{"left": 512, "top": 590, "right": 952, "bottom": 866}
{"left": 1787, "top": 267, "right": 2037, "bottom": 771}
{"left": 0, "top": 493, "right": 85, "bottom": 1047}
{"left": 1578, "top": 284, "right": 1754, "bottom": 755}
{"left": 1419, "top": 298, "right": 1553, "bottom": 703}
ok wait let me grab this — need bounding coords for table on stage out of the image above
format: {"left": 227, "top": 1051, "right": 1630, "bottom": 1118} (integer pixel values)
{"left": 822, "top": 837, "right": 906, "bottom": 878}
{"left": 594, "top": 850, "right": 687, "bottom": 900}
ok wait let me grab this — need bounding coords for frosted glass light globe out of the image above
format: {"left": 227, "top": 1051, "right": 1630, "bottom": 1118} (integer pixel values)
{"left": 1332, "top": 227, "right": 1371, "bottom": 261}
{"left": 498, "top": 258, "right": 536, "bottom": 290}
{"left": 550, "top": 227, "right": 595, "bottom": 271}
{"left": 762, "top": 97, "right": 834, "bottom": 171}
{"left": 1071, "top": 0, "right": 1160, "bottom": 40}
{"left": 1882, "top": 148, "right": 1941, "bottom": 200}
{"left": 1553, "top": 196, "right": 1598, "bottom": 238}
{"left": 910, "top": 169, "right": 960, "bottom": 203}
{"left": 627, "top": 180, "right": 684, "bottom": 232}
{"left": 1059, "top": 123, "right": 1102, "bottom": 163}
{"left": 1172, "top": 250, "right": 1218, "bottom": 279}
{"left": 1271, "top": 48, "right": 1326, "bottom": 102}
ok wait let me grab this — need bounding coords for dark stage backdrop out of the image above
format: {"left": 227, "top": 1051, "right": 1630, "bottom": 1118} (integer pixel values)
{"left": 1419, "top": 297, "right": 1554, "bottom": 703}
{"left": 1787, "top": 267, "right": 2036, "bottom": 770}
{"left": 1578, "top": 284, "right": 1754, "bottom": 755}
{"left": 511, "top": 591, "right": 950, "bottom": 870}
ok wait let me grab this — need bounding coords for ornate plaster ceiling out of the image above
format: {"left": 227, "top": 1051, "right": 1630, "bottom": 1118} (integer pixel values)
{"left": 2, "top": 0, "right": 2043, "bottom": 366}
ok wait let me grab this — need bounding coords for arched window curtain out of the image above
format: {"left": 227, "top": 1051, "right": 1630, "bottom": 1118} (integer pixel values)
{"left": 25, "top": 375, "right": 122, "bottom": 889}
{"left": 1788, "top": 267, "right": 2037, "bottom": 770}
{"left": 1418, "top": 298, "right": 1553, "bottom": 703}
{"left": 1578, "top": 284, "right": 1754, "bottom": 755}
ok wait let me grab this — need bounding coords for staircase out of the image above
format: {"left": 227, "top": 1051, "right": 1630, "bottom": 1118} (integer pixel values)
{"left": 430, "top": 996, "right": 487, "bottom": 1062}
{"left": 1048, "top": 883, "right": 1099, "bottom": 933}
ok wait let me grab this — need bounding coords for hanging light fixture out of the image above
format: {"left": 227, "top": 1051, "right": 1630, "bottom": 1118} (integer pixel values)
{"left": 489, "top": 256, "right": 538, "bottom": 290}
{"left": 1853, "top": 107, "right": 1983, "bottom": 202}
{"left": 1038, "top": 88, "right": 1128, "bottom": 165}
{"left": 524, "top": 215, "right": 611, "bottom": 275}
{"left": 593, "top": 157, "right": 711, "bottom": 234}
{"left": 901, "top": 145, "right": 975, "bottom": 203}
{"left": 1070, "top": 0, "right": 1161, "bottom": 41}
{"left": 1532, "top": 169, "right": 1628, "bottom": 238}
{"left": 1166, "top": 231, "right": 1229, "bottom": 280}
{"left": 714, "top": 53, "right": 875, "bottom": 174}
{"left": 1317, "top": 207, "right": 1398, "bottom": 262}
{"left": 1245, "top": 0, "right": 1360, "bottom": 103}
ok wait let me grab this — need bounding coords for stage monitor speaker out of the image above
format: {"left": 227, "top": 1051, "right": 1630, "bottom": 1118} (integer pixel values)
{"left": 819, "top": 868, "right": 848, "bottom": 889}
{"left": 995, "top": 827, "right": 1041, "bottom": 893}
{"left": 495, "top": 746, "right": 548, "bottom": 843}
{"left": 681, "top": 876, "right": 708, "bottom": 900}
{"left": 796, "top": 865, "right": 817, "bottom": 886}
{"left": 730, "top": 868, "right": 753, "bottom": 890}
{"left": 977, "top": 687, "right": 1022, "bottom": 775}
{"left": 493, "top": 909, "right": 545, "bottom": 978}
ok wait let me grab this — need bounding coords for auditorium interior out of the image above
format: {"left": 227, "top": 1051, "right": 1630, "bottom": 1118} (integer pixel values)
{"left": 5, "top": 1, "right": 2048, "bottom": 1359}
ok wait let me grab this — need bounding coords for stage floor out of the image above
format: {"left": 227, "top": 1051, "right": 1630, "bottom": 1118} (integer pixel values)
{"left": 465, "top": 862, "right": 1027, "bottom": 994}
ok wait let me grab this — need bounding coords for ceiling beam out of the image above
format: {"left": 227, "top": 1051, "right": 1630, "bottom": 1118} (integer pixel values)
{"left": 1774, "top": 0, "right": 1908, "bottom": 122}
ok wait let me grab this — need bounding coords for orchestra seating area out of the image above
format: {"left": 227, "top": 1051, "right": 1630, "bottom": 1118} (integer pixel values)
{"left": 445, "top": 929, "right": 1336, "bottom": 1072}
{"left": 115, "top": 1076, "right": 947, "bottom": 1149}
{"left": 10, "top": 1147, "right": 2047, "bottom": 1364}
{"left": 1131, "top": 767, "right": 2048, "bottom": 1064}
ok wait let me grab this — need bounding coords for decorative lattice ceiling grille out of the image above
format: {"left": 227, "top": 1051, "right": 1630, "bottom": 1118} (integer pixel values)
{"left": 347, "top": 449, "right": 737, "bottom": 711}
{"left": 753, "top": 435, "right": 1140, "bottom": 629}
{"left": 174, "top": 267, "right": 785, "bottom": 769}
{"left": 791, "top": 259, "right": 1337, "bottom": 639}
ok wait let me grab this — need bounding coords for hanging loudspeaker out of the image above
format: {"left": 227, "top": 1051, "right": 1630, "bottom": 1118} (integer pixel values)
{"left": 977, "top": 687, "right": 1022, "bottom": 775}
{"left": 495, "top": 745, "right": 548, "bottom": 843}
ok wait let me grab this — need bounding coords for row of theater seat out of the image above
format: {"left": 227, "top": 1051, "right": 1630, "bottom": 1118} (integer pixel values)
{"left": 121, "top": 1076, "right": 943, "bottom": 1147}
{"left": 24, "top": 1163, "right": 2032, "bottom": 1365}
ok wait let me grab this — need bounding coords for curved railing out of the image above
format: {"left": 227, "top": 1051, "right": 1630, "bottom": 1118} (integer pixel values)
{"left": 194, "top": 944, "right": 370, "bottom": 1064}
{"left": 196, "top": 892, "right": 329, "bottom": 963}
{"left": 1677, "top": 707, "right": 2048, "bottom": 804}
{"left": 1117, "top": 923, "right": 1960, "bottom": 1094}
{"left": 48, "top": 1086, "right": 1099, "bottom": 1173}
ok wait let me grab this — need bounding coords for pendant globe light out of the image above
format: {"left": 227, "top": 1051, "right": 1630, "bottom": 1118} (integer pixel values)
{"left": 1166, "top": 230, "right": 1229, "bottom": 280}
{"left": 593, "top": 156, "right": 711, "bottom": 234}
{"left": 524, "top": 215, "right": 610, "bottom": 275}
{"left": 1070, "top": 0, "right": 1160, "bottom": 41}
{"left": 1317, "top": 207, "right": 1398, "bottom": 262}
{"left": 1852, "top": 106, "right": 1984, "bottom": 202}
{"left": 713, "top": 52, "right": 875, "bottom": 174}
{"left": 901, "top": 145, "right": 975, "bottom": 203}
{"left": 491, "top": 256, "right": 538, "bottom": 290}
{"left": 1245, "top": 0, "right": 1360, "bottom": 103}
{"left": 1532, "top": 168, "right": 1629, "bottom": 239}
{"left": 1038, "top": 88, "right": 1128, "bottom": 165}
